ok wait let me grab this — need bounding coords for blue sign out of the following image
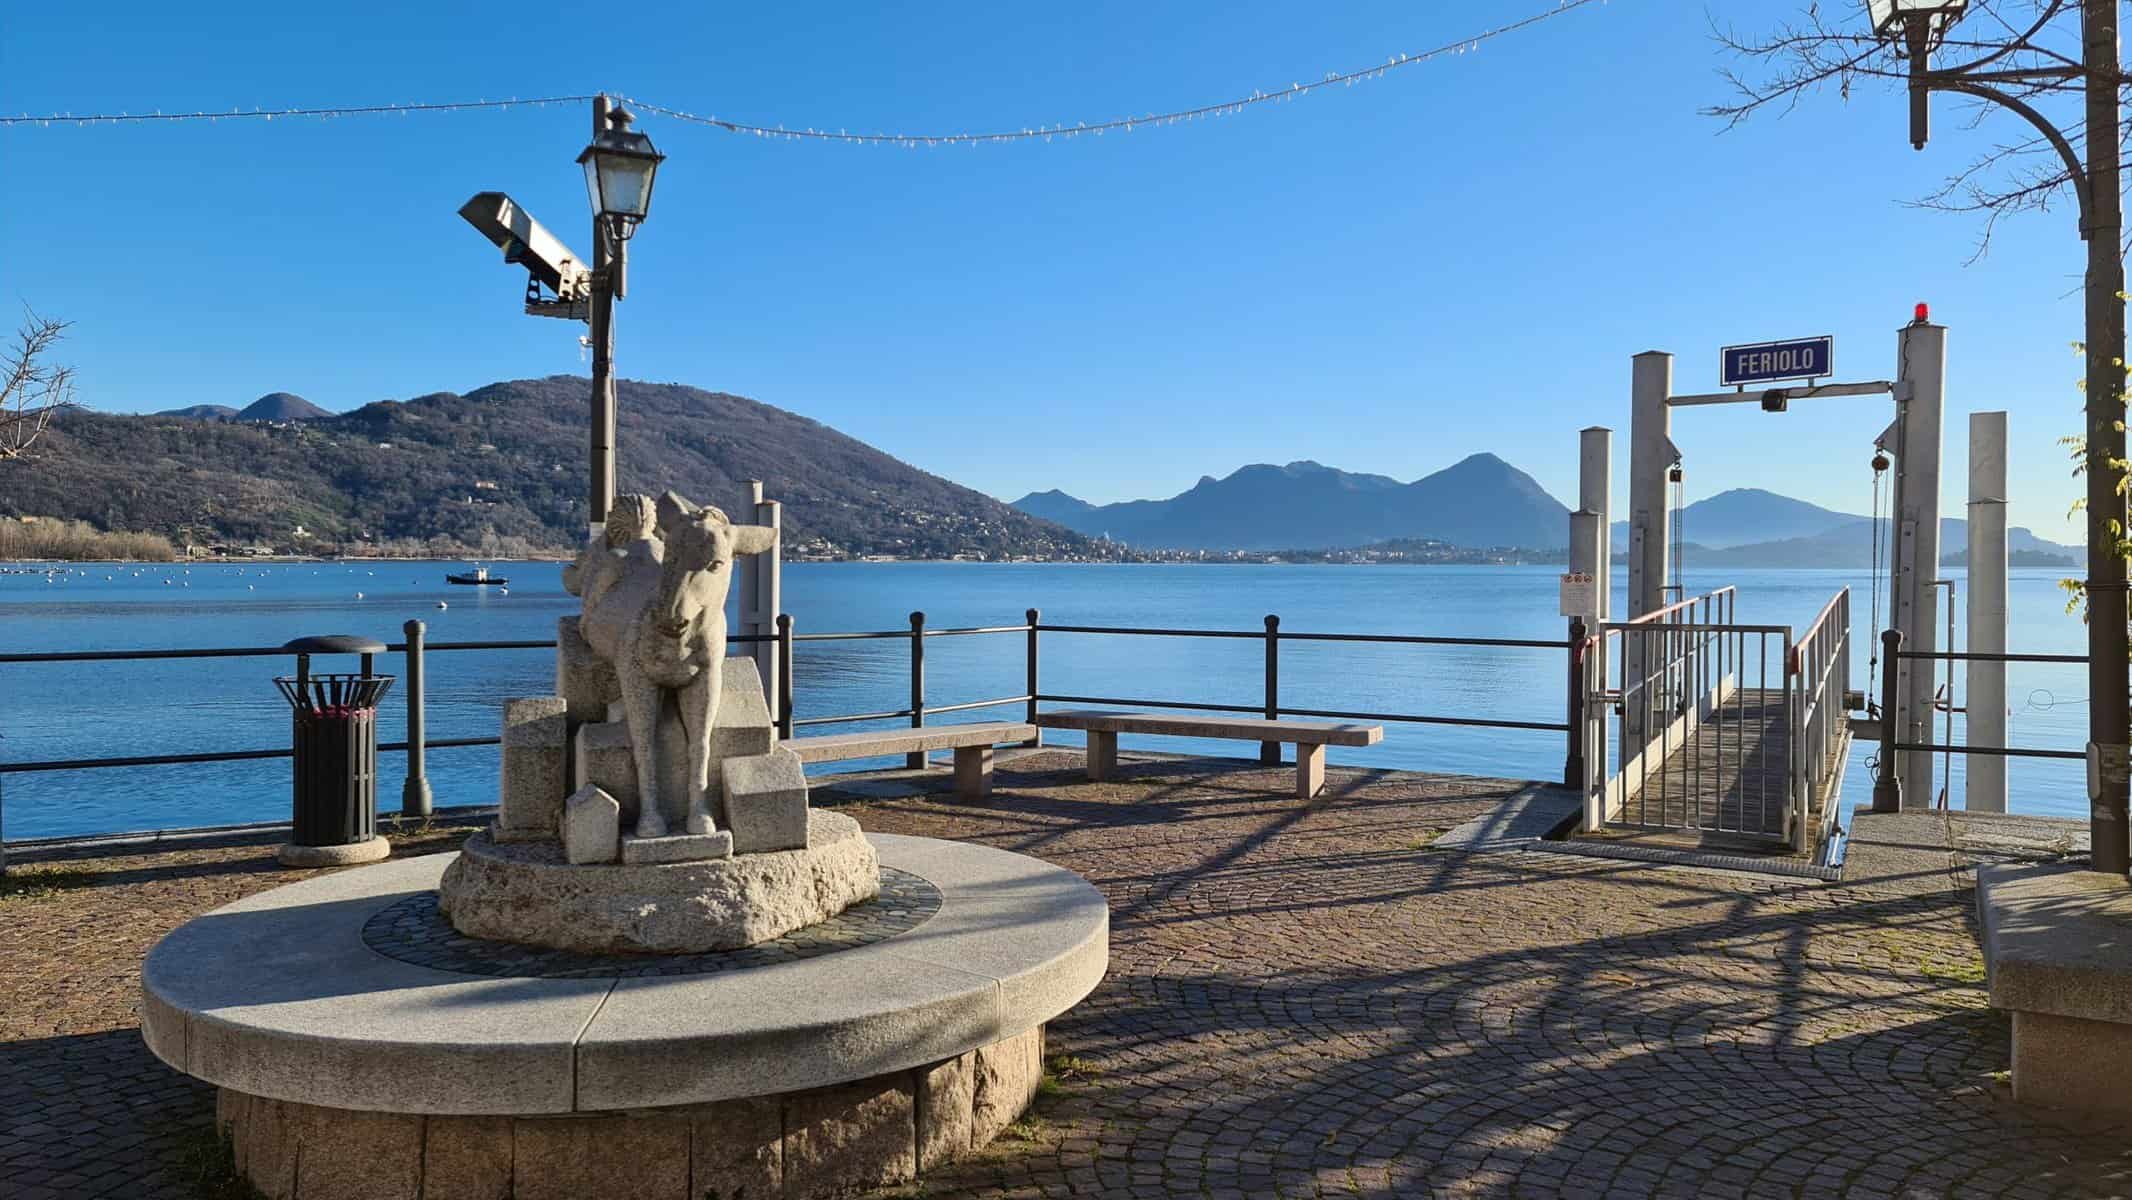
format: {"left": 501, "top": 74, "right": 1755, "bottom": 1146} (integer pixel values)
{"left": 1720, "top": 335, "right": 1834, "bottom": 388}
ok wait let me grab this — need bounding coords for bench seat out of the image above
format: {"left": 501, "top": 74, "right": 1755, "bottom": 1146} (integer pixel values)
{"left": 1034, "top": 709, "right": 1383, "bottom": 798}
{"left": 785, "top": 721, "right": 1035, "bottom": 800}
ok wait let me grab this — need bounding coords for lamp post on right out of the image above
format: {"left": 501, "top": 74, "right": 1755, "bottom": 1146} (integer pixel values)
{"left": 1869, "top": 0, "right": 2127, "bottom": 875}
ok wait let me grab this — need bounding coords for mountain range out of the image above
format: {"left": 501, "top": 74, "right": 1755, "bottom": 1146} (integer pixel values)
{"left": 1013, "top": 467, "right": 2080, "bottom": 567}
{"left": 5, "top": 378, "right": 1115, "bottom": 560}
{"left": 1014, "top": 455, "right": 1568, "bottom": 551}
{"left": 155, "top": 392, "right": 335, "bottom": 423}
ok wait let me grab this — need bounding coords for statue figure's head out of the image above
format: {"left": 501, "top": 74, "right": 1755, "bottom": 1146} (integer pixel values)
{"left": 651, "top": 492, "right": 777, "bottom": 637}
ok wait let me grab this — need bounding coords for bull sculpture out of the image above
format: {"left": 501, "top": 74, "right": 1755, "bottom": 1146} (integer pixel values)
{"left": 565, "top": 491, "right": 778, "bottom": 839}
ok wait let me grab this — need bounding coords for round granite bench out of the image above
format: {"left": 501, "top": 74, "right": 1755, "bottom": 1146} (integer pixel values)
{"left": 142, "top": 833, "right": 1108, "bottom": 1199}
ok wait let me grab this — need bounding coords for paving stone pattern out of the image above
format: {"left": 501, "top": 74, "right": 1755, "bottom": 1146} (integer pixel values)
{"left": 361, "top": 866, "right": 940, "bottom": 979}
{"left": 6, "top": 763, "right": 2132, "bottom": 1197}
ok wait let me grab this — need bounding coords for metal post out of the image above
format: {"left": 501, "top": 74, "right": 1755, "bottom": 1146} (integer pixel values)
{"left": 1261, "top": 614, "right": 1281, "bottom": 765}
{"left": 587, "top": 95, "right": 619, "bottom": 530}
{"left": 1968, "top": 411, "right": 2009, "bottom": 813}
{"left": 1566, "top": 618, "right": 1589, "bottom": 789}
{"left": 1024, "top": 607, "right": 1042, "bottom": 747}
{"left": 908, "top": 611, "right": 927, "bottom": 770}
{"left": 1874, "top": 629, "right": 1904, "bottom": 812}
{"left": 2084, "top": 0, "right": 2130, "bottom": 874}
{"left": 743, "top": 480, "right": 783, "bottom": 721}
{"left": 1892, "top": 318, "right": 1946, "bottom": 808}
{"left": 776, "top": 614, "right": 794, "bottom": 742}
{"left": 401, "top": 619, "right": 433, "bottom": 817}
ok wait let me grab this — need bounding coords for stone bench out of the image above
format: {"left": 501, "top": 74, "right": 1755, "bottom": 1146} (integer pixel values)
{"left": 787, "top": 722, "right": 1036, "bottom": 801}
{"left": 1978, "top": 861, "right": 2132, "bottom": 1116}
{"left": 1034, "top": 710, "right": 1383, "bottom": 799}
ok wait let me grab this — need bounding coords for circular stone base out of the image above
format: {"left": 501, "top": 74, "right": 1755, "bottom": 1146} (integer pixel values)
{"left": 275, "top": 837, "right": 390, "bottom": 868}
{"left": 438, "top": 809, "right": 879, "bottom": 953}
{"left": 213, "top": 1024, "right": 1045, "bottom": 1200}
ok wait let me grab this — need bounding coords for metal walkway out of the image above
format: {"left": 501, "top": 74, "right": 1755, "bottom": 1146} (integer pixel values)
{"left": 1612, "top": 686, "right": 1795, "bottom": 838}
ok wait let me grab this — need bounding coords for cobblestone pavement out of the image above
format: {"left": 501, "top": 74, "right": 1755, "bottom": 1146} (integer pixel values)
{"left": 5, "top": 757, "right": 2132, "bottom": 1198}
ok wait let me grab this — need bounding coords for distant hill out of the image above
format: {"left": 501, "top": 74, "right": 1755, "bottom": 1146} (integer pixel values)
{"left": 0, "top": 377, "right": 1112, "bottom": 559}
{"left": 155, "top": 404, "right": 240, "bottom": 421}
{"left": 1678, "top": 518, "right": 2078, "bottom": 569}
{"left": 1010, "top": 455, "right": 1569, "bottom": 551}
{"left": 239, "top": 392, "right": 333, "bottom": 421}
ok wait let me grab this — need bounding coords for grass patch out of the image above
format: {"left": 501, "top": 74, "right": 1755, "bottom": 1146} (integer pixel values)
{"left": 0, "top": 863, "right": 97, "bottom": 903}
{"left": 176, "top": 1124, "right": 263, "bottom": 1200}
{"left": 1404, "top": 829, "right": 1445, "bottom": 852}
{"left": 1921, "top": 956, "right": 1988, "bottom": 985}
{"left": 999, "top": 1113, "right": 1049, "bottom": 1143}
{"left": 1046, "top": 1053, "right": 1104, "bottom": 1083}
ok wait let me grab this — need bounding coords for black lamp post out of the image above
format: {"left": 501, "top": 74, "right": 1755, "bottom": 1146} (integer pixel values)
{"left": 582, "top": 99, "right": 665, "bottom": 530}
{"left": 1870, "top": 0, "right": 2128, "bottom": 875}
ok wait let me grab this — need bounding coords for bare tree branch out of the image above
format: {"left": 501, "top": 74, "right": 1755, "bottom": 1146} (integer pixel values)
{"left": 0, "top": 307, "right": 80, "bottom": 462}
{"left": 1705, "top": 0, "right": 2119, "bottom": 258}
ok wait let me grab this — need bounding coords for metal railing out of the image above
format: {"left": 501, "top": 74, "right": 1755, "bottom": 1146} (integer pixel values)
{"left": 2, "top": 607, "right": 1590, "bottom": 844}
{"left": 1580, "top": 586, "right": 1854, "bottom": 852}
{"left": 1870, "top": 631, "right": 2089, "bottom": 811}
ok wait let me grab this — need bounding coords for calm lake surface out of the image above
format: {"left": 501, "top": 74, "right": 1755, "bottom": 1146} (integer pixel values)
{"left": 0, "top": 560, "right": 2094, "bottom": 840}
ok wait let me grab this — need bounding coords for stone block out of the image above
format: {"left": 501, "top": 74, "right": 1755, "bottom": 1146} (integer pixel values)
{"left": 555, "top": 616, "right": 619, "bottom": 724}
{"left": 954, "top": 745, "right": 993, "bottom": 801}
{"left": 421, "top": 1116, "right": 513, "bottom": 1200}
{"left": 972, "top": 1025, "right": 1045, "bottom": 1147}
{"left": 713, "top": 656, "right": 775, "bottom": 763}
{"left": 621, "top": 830, "right": 734, "bottom": 864}
{"left": 1297, "top": 742, "right": 1326, "bottom": 799}
{"left": 234, "top": 1087, "right": 298, "bottom": 1199}
{"left": 498, "top": 696, "right": 569, "bottom": 841}
{"left": 916, "top": 1052, "right": 977, "bottom": 1169}
{"left": 291, "top": 1101, "right": 424, "bottom": 1200}
{"left": 722, "top": 748, "right": 809, "bottom": 854}
{"left": 2012, "top": 1009, "right": 2132, "bottom": 1117}
{"left": 562, "top": 785, "right": 621, "bottom": 865}
{"left": 575, "top": 719, "right": 639, "bottom": 819}
{"left": 782, "top": 1075, "right": 916, "bottom": 1196}
{"left": 511, "top": 1112, "right": 690, "bottom": 1200}
{"left": 687, "top": 1096, "right": 782, "bottom": 1200}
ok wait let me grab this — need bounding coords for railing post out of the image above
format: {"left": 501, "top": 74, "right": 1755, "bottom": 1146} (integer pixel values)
{"left": 776, "top": 613, "right": 795, "bottom": 742}
{"left": 1565, "top": 618, "right": 1588, "bottom": 788}
{"left": 908, "top": 611, "right": 927, "bottom": 770}
{"left": 400, "top": 619, "right": 433, "bottom": 818}
{"left": 1873, "top": 629, "right": 1903, "bottom": 812}
{"left": 1261, "top": 614, "right": 1281, "bottom": 765}
{"left": 1024, "top": 608, "right": 1042, "bottom": 748}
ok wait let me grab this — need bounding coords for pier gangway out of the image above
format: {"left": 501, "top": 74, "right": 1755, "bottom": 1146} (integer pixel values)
{"left": 1574, "top": 586, "right": 1854, "bottom": 858}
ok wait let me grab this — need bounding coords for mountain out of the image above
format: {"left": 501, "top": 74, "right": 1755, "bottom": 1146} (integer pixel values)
{"left": 238, "top": 392, "right": 333, "bottom": 421}
{"left": 1011, "top": 455, "right": 1569, "bottom": 551}
{"left": 0, "top": 377, "right": 1114, "bottom": 559}
{"left": 1609, "top": 488, "right": 1860, "bottom": 551}
{"left": 1677, "top": 518, "right": 2078, "bottom": 569}
{"left": 156, "top": 404, "right": 240, "bottom": 421}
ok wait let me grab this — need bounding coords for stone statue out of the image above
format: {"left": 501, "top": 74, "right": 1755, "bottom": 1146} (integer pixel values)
{"left": 567, "top": 491, "right": 777, "bottom": 839}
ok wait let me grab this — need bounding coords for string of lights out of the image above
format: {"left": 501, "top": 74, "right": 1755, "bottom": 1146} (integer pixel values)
{"left": 0, "top": 0, "right": 1601, "bottom": 140}
{"left": 622, "top": 0, "right": 1605, "bottom": 147}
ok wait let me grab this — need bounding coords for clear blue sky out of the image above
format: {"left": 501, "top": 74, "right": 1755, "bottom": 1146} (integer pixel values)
{"left": 0, "top": 1, "right": 2105, "bottom": 540}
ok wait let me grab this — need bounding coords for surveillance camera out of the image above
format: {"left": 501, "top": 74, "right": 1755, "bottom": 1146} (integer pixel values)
{"left": 459, "top": 192, "right": 592, "bottom": 302}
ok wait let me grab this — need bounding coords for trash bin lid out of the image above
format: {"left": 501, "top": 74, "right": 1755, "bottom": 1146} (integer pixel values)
{"left": 281, "top": 634, "right": 388, "bottom": 655}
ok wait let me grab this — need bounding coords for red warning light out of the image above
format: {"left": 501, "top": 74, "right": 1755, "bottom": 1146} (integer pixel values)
{"left": 1914, "top": 301, "right": 1931, "bottom": 323}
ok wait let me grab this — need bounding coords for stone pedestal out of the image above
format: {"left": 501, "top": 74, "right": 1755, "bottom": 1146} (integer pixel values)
{"left": 496, "top": 698, "right": 569, "bottom": 843}
{"left": 211, "top": 1025, "right": 1045, "bottom": 1200}
{"left": 440, "top": 811, "right": 877, "bottom": 953}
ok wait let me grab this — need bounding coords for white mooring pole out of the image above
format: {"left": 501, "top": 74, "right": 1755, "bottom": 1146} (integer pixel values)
{"left": 1890, "top": 319, "right": 1947, "bottom": 808}
{"left": 1626, "top": 353, "right": 1674, "bottom": 761}
{"left": 1967, "top": 410, "right": 2009, "bottom": 813}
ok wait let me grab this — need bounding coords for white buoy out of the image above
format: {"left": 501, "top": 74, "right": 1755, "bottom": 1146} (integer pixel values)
{"left": 355, "top": 592, "right": 365, "bottom": 599}
{"left": 436, "top": 600, "right": 448, "bottom": 610}
{"left": 499, "top": 588, "right": 509, "bottom": 596}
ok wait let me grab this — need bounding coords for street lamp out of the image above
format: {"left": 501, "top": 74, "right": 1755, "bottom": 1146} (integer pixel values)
{"left": 459, "top": 94, "right": 665, "bottom": 532}
{"left": 1866, "top": 0, "right": 2129, "bottom": 876}
{"left": 578, "top": 107, "right": 664, "bottom": 241}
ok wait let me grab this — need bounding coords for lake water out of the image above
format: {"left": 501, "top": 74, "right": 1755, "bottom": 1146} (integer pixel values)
{"left": 0, "top": 559, "right": 2096, "bottom": 840}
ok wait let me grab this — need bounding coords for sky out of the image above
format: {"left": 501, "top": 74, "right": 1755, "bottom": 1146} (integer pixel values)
{"left": 0, "top": 1, "right": 2108, "bottom": 541}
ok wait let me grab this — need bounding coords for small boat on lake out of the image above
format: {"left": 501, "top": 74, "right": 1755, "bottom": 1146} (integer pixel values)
{"left": 445, "top": 565, "right": 508, "bottom": 586}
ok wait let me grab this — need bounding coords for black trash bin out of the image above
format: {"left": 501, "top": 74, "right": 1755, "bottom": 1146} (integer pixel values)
{"left": 273, "top": 635, "right": 394, "bottom": 868}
